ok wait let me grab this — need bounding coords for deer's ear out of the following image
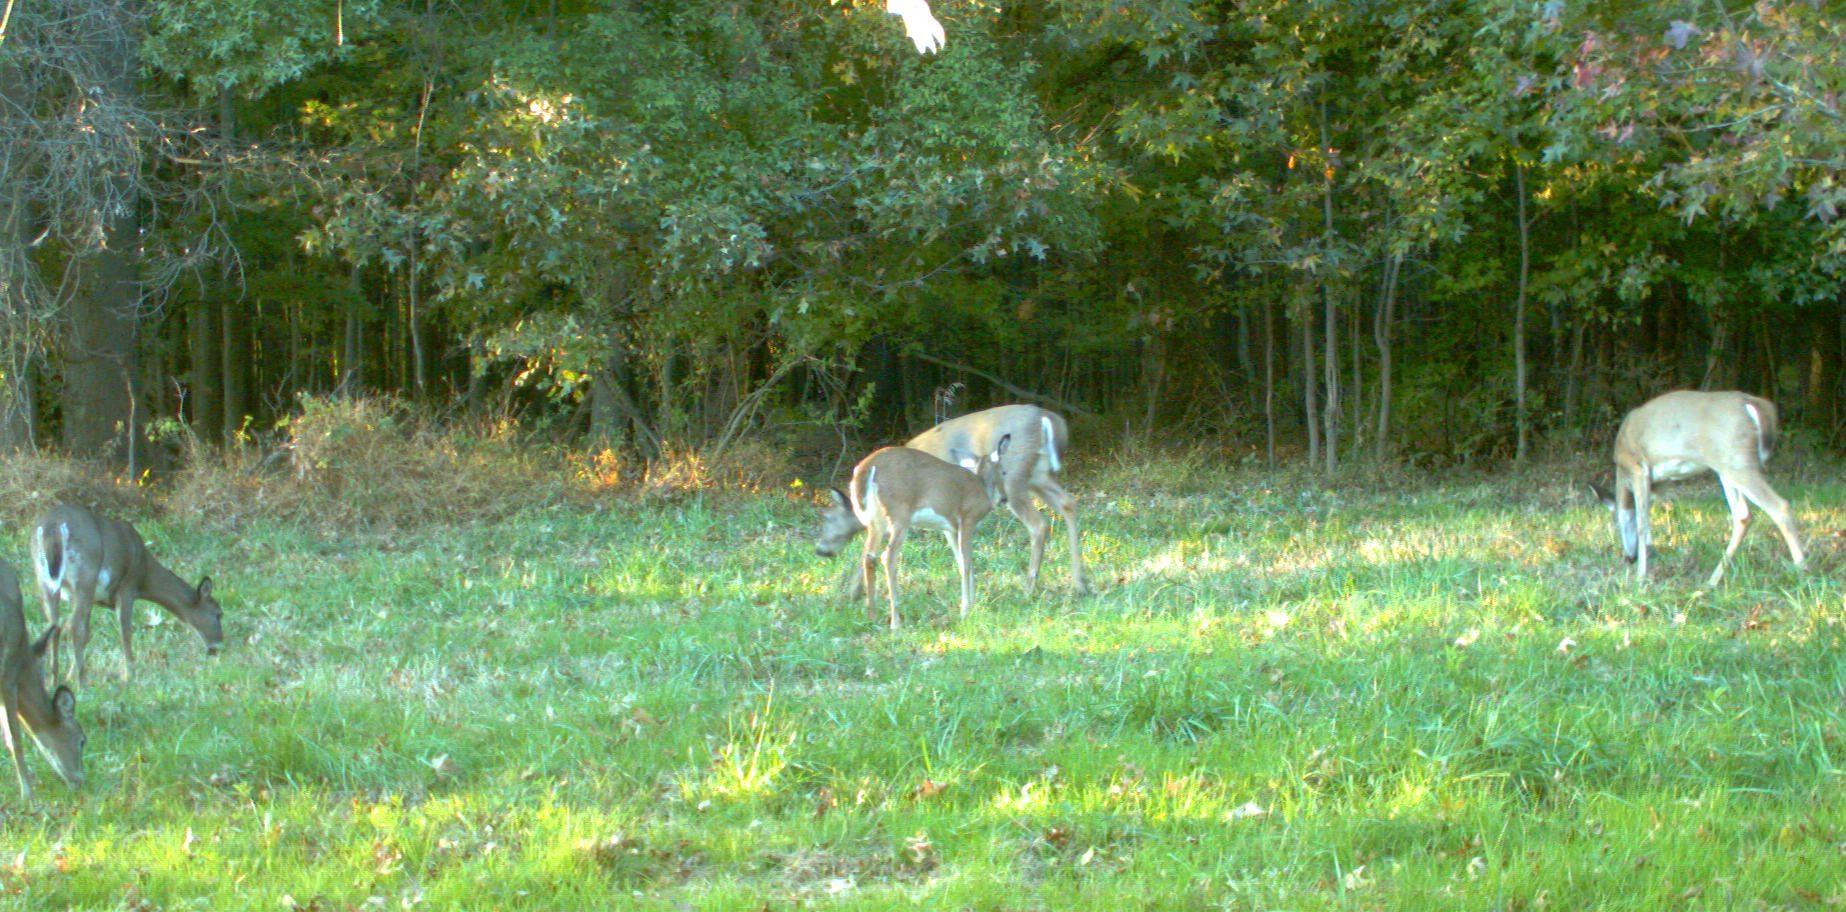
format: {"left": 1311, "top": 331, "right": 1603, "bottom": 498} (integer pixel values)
{"left": 1588, "top": 483, "right": 1615, "bottom": 507}
{"left": 52, "top": 686, "right": 75, "bottom": 719}
{"left": 30, "top": 623, "right": 59, "bottom": 659}
{"left": 992, "top": 433, "right": 1012, "bottom": 460}
{"left": 197, "top": 576, "right": 214, "bottom": 599}
{"left": 829, "top": 487, "right": 851, "bottom": 508}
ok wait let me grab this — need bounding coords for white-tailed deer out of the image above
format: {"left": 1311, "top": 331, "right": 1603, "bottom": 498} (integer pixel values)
{"left": 0, "top": 560, "right": 84, "bottom": 799}
{"left": 1591, "top": 390, "right": 1806, "bottom": 586}
{"left": 32, "top": 505, "right": 224, "bottom": 685}
{"left": 815, "top": 436, "right": 1010, "bottom": 628}
{"left": 906, "top": 404, "right": 1089, "bottom": 595}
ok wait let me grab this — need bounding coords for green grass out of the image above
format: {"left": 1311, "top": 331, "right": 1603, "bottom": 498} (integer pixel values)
{"left": 2, "top": 461, "right": 1844, "bottom": 909}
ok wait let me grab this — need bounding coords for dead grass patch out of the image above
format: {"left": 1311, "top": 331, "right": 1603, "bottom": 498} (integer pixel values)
{"left": 0, "top": 449, "right": 150, "bottom": 530}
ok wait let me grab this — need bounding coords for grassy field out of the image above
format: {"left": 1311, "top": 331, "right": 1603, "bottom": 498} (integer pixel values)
{"left": 0, "top": 451, "right": 1843, "bottom": 910}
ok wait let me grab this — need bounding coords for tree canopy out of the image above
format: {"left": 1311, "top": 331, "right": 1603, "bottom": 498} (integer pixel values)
{"left": 4, "top": 0, "right": 1844, "bottom": 469}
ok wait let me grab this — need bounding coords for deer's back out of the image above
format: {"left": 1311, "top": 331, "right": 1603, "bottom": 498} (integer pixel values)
{"left": 908, "top": 404, "right": 1064, "bottom": 475}
{"left": 853, "top": 447, "right": 987, "bottom": 520}
{"left": 1618, "top": 390, "right": 1771, "bottom": 478}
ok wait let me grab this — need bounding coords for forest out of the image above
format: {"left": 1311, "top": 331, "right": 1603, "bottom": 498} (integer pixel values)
{"left": 5, "top": 0, "right": 1844, "bottom": 473}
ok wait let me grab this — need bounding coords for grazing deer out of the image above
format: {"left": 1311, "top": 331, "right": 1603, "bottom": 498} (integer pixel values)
{"left": 815, "top": 437, "right": 1010, "bottom": 628}
{"left": 905, "top": 404, "right": 1090, "bottom": 595}
{"left": 32, "top": 505, "right": 224, "bottom": 685}
{"left": 1591, "top": 390, "right": 1806, "bottom": 586}
{"left": 0, "top": 560, "right": 84, "bottom": 799}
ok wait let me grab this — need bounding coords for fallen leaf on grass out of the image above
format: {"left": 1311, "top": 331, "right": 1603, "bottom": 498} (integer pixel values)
{"left": 909, "top": 779, "right": 947, "bottom": 801}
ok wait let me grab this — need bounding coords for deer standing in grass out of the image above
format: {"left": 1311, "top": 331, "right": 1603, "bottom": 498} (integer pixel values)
{"left": 32, "top": 505, "right": 224, "bottom": 686}
{"left": 1591, "top": 390, "right": 1806, "bottom": 586}
{"left": 906, "top": 404, "right": 1089, "bottom": 596}
{"left": 816, "top": 436, "right": 1010, "bottom": 628}
{"left": 0, "top": 560, "right": 84, "bottom": 800}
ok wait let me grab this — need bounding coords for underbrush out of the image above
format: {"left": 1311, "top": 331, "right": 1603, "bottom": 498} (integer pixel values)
{"left": 0, "top": 397, "right": 808, "bottom": 537}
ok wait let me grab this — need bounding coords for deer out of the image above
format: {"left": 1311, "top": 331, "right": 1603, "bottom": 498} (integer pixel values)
{"left": 31, "top": 504, "right": 224, "bottom": 686}
{"left": 815, "top": 436, "right": 1010, "bottom": 629}
{"left": 905, "top": 404, "right": 1090, "bottom": 596}
{"left": 1590, "top": 390, "right": 1806, "bottom": 587}
{"left": 0, "top": 560, "right": 84, "bottom": 800}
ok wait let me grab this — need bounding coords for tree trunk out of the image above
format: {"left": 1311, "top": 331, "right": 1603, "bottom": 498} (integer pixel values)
{"left": 1264, "top": 295, "right": 1276, "bottom": 467}
{"left": 220, "top": 295, "right": 250, "bottom": 439}
{"left": 65, "top": 245, "right": 139, "bottom": 465}
{"left": 1318, "top": 96, "right": 1339, "bottom": 474}
{"left": 1373, "top": 253, "right": 1401, "bottom": 464}
{"left": 1349, "top": 285, "right": 1362, "bottom": 450}
{"left": 1141, "top": 332, "right": 1165, "bottom": 435}
{"left": 189, "top": 298, "right": 221, "bottom": 439}
{"left": 1513, "top": 162, "right": 1532, "bottom": 466}
{"left": 62, "top": 12, "right": 142, "bottom": 468}
{"left": 1806, "top": 299, "right": 1841, "bottom": 434}
{"left": 0, "top": 178, "right": 37, "bottom": 452}
{"left": 1302, "top": 307, "right": 1320, "bottom": 468}
{"left": 407, "top": 77, "right": 433, "bottom": 397}
{"left": 342, "top": 266, "right": 365, "bottom": 392}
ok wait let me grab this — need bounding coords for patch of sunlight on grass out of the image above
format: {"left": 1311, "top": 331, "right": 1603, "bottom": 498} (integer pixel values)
{"left": 680, "top": 693, "right": 794, "bottom": 804}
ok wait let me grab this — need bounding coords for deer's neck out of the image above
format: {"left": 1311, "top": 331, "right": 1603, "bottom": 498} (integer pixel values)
{"left": 136, "top": 558, "right": 195, "bottom": 610}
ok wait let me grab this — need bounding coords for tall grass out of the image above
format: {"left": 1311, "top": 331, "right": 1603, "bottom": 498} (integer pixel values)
{"left": 0, "top": 406, "right": 1840, "bottom": 909}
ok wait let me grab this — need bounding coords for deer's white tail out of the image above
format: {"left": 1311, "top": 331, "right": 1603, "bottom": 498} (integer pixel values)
{"left": 34, "top": 521, "right": 70, "bottom": 592}
{"left": 1041, "top": 414, "right": 1061, "bottom": 473}
{"left": 1744, "top": 401, "right": 1774, "bottom": 465}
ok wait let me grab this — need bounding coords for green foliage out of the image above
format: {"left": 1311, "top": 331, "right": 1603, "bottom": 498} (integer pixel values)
{"left": 144, "top": 0, "right": 379, "bottom": 95}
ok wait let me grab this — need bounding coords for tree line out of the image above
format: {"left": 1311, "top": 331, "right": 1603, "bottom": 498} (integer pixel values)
{"left": 3, "top": 0, "right": 1843, "bottom": 473}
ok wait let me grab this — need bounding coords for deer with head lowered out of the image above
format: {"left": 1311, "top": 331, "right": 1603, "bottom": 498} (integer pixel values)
{"left": 32, "top": 505, "right": 224, "bottom": 686}
{"left": 816, "top": 436, "right": 1010, "bottom": 629}
{"left": 1591, "top": 390, "right": 1806, "bottom": 586}
{"left": 905, "top": 404, "right": 1089, "bottom": 596}
{"left": 0, "top": 560, "right": 84, "bottom": 800}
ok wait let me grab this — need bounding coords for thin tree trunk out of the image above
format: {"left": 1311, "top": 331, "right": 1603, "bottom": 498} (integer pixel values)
{"left": 406, "top": 76, "right": 432, "bottom": 397}
{"left": 220, "top": 295, "right": 250, "bottom": 439}
{"left": 1806, "top": 298, "right": 1841, "bottom": 433}
{"left": 1349, "top": 284, "right": 1362, "bottom": 449}
{"left": 1373, "top": 253, "right": 1401, "bottom": 464}
{"left": 1264, "top": 296, "right": 1276, "bottom": 468}
{"left": 342, "top": 265, "right": 364, "bottom": 393}
{"left": 1563, "top": 321, "right": 1585, "bottom": 430}
{"left": 1513, "top": 161, "right": 1532, "bottom": 466}
{"left": 1318, "top": 96, "right": 1339, "bottom": 474}
{"left": 1303, "top": 308, "right": 1320, "bottom": 468}
{"left": 189, "top": 298, "right": 221, "bottom": 438}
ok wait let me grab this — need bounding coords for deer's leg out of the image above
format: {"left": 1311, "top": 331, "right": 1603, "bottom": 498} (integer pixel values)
{"left": 2, "top": 701, "right": 33, "bottom": 800}
{"left": 1006, "top": 484, "right": 1051, "bottom": 596}
{"left": 67, "top": 579, "right": 98, "bottom": 687}
{"left": 1032, "top": 477, "right": 1088, "bottom": 595}
{"left": 36, "top": 585, "right": 63, "bottom": 686}
{"left": 1710, "top": 478, "right": 1753, "bottom": 587}
{"left": 860, "top": 526, "right": 883, "bottom": 624}
{"left": 114, "top": 586, "right": 138, "bottom": 683}
{"left": 951, "top": 523, "right": 974, "bottom": 619}
{"left": 881, "top": 524, "right": 908, "bottom": 630}
{"left": 1735, "top": 469, "right": 1806, "bottom": 570}
{"left": 1632, "top": 473, "right": 1653, "bottom": 581}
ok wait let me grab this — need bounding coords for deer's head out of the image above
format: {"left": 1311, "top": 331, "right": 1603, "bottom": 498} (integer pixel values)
{"left": 814, "top": 489, "right": 866, "bottom": 558}
{"left": 27, "top": 625, "right": 84, "bottom": 788}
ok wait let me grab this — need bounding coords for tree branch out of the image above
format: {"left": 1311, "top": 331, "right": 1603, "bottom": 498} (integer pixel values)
{"left": 907, "top": 350, "right": 1092, "bottom": 417}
